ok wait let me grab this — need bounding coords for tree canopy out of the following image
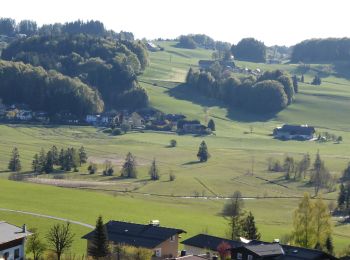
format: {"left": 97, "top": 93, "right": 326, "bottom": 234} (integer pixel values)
{"left": 291, "top": 38, "right": 350, "bottom": 63}
{"left": 0, "top": 60, "right": 104, "bottom": 116}
{"left": 186, "top": 67, "right": 293, "bottom": 114}
{"left": 1, "top": 24, "right": 149, "bottom": 111}
{"left": 231, "top": 38, "right": 266, "bottom": 62}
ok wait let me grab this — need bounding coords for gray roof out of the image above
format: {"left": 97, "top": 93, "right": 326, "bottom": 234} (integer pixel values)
{"left": 244, "top": 243, "right": 284, "bottom": 257}
{"left": 0, "top": 222, "right": 32, "bottom": 244}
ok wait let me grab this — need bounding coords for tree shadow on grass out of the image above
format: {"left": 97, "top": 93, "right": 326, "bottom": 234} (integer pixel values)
{"left": 167, "top": 84, "right": 278, "bottom": 123}
{"left": 182, "top": 160, "right": 202, "bottom": 166}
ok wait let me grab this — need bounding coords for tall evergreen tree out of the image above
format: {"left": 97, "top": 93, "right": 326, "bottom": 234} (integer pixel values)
{"left": 292, "top": 75, "right": 299, "bottom": 93}
{"left": 149, "top": 158, "right": 160, "bottom": 180}
{"left": 208, "top": 119, "right": 216, "bottom": 131}
{"left": 8, "top": 147, "right": 21, "bottom": 172}
{"left": 338, "top": 183, "right": 346, "bottom": 209}
{"left": 78, "top": 146, "right": 88, "bottom": 166}
{"left": 44, "top": 151, "right": 54, "bottom": 173}
{"left": 88, "top": 216, "right": 110, "bottom": 259}
{"left": 51, "top": 145, "right": 59, "bottom": 165}
{"left": 242, "top": 211, "right": 261, "bottom": 240}
{"left": 121, "top": 152, "right": 137, "bottom": 178}
{"left": 325, "top": 236, "right": 334, "bottom": 255}
{"left": 38, "top": 148, "right": 47, "bottom": 173}
{"left": 197, "top": 141, "right": 210, "bottom": 162}
{"left": 32, "top": 154, "right": 40, "bottom": 173}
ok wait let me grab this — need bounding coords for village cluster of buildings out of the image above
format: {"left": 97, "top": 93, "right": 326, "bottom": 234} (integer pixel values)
{"left": 1, "top": 220, "right": 342, "bottom": 260}
{"left": 198, "top": 60, "right": 262, "bottom": 76}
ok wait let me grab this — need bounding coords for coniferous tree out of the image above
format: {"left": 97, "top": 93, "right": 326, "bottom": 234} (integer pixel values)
{"left": 32, "top": 154, "right": 40, "bottom": 173}
{"left": 44, "top": 151, "right": 54, "bottom": 173}
{"left": 58, "top": 149, "right": 65, "bottom": 170}
{"left": 242, "top": 211, "right": 261, "bottom": 240}
{"left": 301, "top": 74, "right": 305, "bottom": 83}
{"left": 338, "top": 183, "right": 346, "bottom": 209}
{"left": 325, "top": 236, "right": 334, "bottom": 255}
{"left": 208, "top": 119, "right": 216, "bottom": 131}
{"left": 88, "top": 216, "right": 110, "bottom": 259}
{"left": 38, "top": 148, "right": 47, "bottom": 173}
{"left": 51, "top": 145, "right": 59, "bottom": 165}
{"left": 292, "top": 75, "right": 299, "bottom": 93}
{"left": 197, "top": 141, "right": 210, "bottom": 162}
{"left": 78, "top": 146, "right": 88, "bottom": 166}
{"left": 224, "top": 191, "right": 244, "bottom": 240}
{"left": 149, "top": 158, "right": 160, "bottom": 180}
{"left": 121, "top": 152, "right": 137, "bottom": 178}
{"left": 8, "top": 147, "right": 21, "bottom": 172}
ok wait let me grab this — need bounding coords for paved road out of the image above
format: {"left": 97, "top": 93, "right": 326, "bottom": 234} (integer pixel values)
{"left": 0, "top": 208, "right": 94, "bottom": 229}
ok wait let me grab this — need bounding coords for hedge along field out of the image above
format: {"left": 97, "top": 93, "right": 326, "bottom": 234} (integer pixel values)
{"left": 1, "top": 41, "right": 350, "bottom": 254}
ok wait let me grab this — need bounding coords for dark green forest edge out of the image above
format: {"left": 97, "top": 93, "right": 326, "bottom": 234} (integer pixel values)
{"left": 0, "top": 18, "right": 149, "bottom": 116}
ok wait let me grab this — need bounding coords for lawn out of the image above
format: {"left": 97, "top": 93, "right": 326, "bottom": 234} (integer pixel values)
{"left": 1, "top": 41, "right": 350, "bottom": 255}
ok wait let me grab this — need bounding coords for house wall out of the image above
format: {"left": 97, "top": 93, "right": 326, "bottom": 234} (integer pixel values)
{"left": 154, "top": 234, "right": 180, "bottom": 258}
{"left": 0, "top": 239, "right": 25, "bottom": 260}
{"left": 183, "top": 245, "right": 215, "bottom": 256}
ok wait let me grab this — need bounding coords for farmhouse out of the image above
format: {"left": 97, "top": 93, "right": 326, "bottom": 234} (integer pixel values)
{"left": 82, "top": 220, "right": 185, "bottom": 259}
{"left": 273, "top": 124, "right": 316, "bottom": 140}
{"left": 0, "top": 222, "right": 32, "bottom": 260}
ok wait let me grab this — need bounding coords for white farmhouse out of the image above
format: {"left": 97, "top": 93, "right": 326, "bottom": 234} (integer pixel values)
{"left": 0, "top": 222, "right": 32, "bottom": 260}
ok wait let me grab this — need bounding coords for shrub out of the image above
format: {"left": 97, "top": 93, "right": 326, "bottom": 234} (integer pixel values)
{"left": 88, "top": 163, "right": 97, "bottom": 174}
{"left": 169, "top": 172, "right": 176, "bottom": 181}
{"left": 112, "top": 128, "right": 122, "bottom": 136}
{"left": 170, "top": 139, "right": 177, "bottom": 147}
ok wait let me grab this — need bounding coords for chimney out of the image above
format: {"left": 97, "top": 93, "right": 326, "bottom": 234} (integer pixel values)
{"left": 22, "top": 224, "right": 27, "bottom": 233}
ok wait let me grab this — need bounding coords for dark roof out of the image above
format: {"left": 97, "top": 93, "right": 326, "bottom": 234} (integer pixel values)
{"left": 243, "top": 243, "right": 284, "bottom": 257}
{"left": 279, "top": 244, "right": 338, "bottom": 260}
{"left": 82, "top": 221, "right": 185, "bottom": 249}
{"left": 181, "top": 234, "right": 242, "bottom": 251}
{"left": 275, "top": 125, "right": 315, "bottom": 135}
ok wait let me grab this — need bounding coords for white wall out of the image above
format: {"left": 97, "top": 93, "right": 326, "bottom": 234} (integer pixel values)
{"left": 0, "top": 242, "right": 25, "bottom": 260}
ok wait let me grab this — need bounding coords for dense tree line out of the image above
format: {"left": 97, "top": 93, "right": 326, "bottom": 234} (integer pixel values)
{"left": 338, "top": 163, "right": 350, "bottom": 214}
{"left": 186, "top": 67, "right": 294, "bottom": 114}
{"left": 291, "top": 38, "right": 350, "bottom": 62}
{"left": 0, "top": 60, "right": 104, "bottom": 116}
{"left": 32, "top": 146, "right": 87, "bottom": 173}
{"left": 177, "top": 34, "right": 231, "bottom": 53}
{"left": 231, "top": 38, "right": 266, "bottom": 62}
{"left": 1, "top": 32, "right": 149, "bottom": 110}
{"left": 0, "top": 17, "right": 134, "bottom": 41}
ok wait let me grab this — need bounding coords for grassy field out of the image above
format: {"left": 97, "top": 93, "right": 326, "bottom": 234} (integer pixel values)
{"left": 1, "top": 41, "right": 350, "bottom": 255}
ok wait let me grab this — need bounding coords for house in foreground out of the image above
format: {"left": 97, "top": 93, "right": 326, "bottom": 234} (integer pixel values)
{"left": 0, "top": 222, "right": 32, "bottom": 260}
{"left": 181, "top": 234, "right": 241, "bottom": 256}
{"left": 230, "top": 243, "right": 338, "bottom": 260}
{"left": 82, "top": 220, "right": 186, "bottom": 259}
{"left": 273, "top": 124, "right": 316, "bottom": 140}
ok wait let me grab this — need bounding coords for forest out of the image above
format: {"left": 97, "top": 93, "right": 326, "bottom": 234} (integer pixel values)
{"left": 291, "top": 38, "right": 350, "bottom": 62}
{"left": 186, "top": 66, "right": 296, "bottom": 114}
{"left": 0, "top": 18, "right": 149, "bottom": 114}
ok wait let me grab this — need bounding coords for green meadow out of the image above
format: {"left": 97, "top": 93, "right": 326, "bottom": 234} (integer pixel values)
{"left": 1, "top": 41, "right": 350, "bottom": 255}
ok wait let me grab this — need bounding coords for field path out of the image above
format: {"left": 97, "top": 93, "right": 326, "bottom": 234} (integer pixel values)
{"left": 0, "top": 208, "right": 94, "bottom": 229}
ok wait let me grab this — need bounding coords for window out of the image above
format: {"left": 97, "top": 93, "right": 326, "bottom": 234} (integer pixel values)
{"left": 237, "top": 253, "right": 242, "bottom": 260}
{"left": 170, "top": 235, "right": 176, "bottom": 242}
{"left": 3, "top": 252, "right": 9, "bottom": 260}
{"left": 154, "top": 248, "right": 162, "bottom": 257}
{"left": 14, "top": 248, "right": 20, "bottom": 259}
{"left": 248, "top": 255, "right": 253, "bottom": 260}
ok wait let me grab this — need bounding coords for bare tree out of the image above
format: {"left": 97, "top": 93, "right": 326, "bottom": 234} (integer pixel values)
{"left": 46, "top": 222, "right": 74, "bottom": 260}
